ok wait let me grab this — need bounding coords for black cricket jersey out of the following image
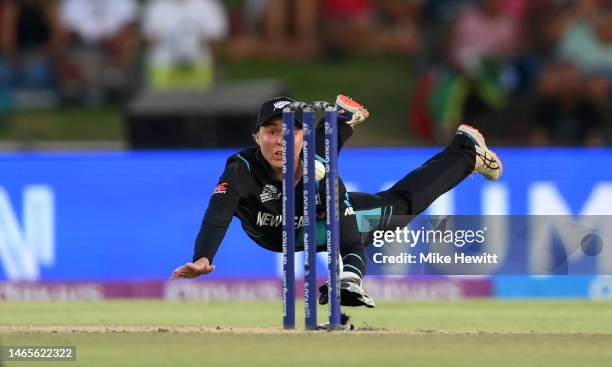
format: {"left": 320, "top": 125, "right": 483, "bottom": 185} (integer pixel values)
{"left": 192, "top": 147, "right": 329, "bottom": 263}
{"left": 192, "top": 121, "right": 359, "bottom": 264}
{"left": 191, "top": 124, "right": 479, "bottom": 278}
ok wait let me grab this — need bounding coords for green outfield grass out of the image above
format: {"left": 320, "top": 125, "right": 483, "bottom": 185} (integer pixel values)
{"left": 1, "top": 300, "right": 611, "bottom": 367}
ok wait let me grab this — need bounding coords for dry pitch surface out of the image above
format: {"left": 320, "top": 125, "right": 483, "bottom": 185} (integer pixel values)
{"left": 1, "top": 300, "right": 611, "bottom": 367}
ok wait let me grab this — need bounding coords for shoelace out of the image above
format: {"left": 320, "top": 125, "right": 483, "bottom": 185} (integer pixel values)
{"left": 476, "top": 150, "right": 499, "bottom": 170}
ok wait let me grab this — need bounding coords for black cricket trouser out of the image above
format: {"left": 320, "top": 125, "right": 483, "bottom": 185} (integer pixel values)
{"left": 337, "top": 134, "right": 476, "bottom": 278}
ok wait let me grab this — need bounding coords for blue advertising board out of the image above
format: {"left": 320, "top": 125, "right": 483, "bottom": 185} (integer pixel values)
{"left": 1, "top": 148, "right": 611, "bottom": 297}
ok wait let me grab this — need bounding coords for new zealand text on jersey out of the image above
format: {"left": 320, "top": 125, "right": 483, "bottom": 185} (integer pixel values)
{"left": 256, "top": 211, "right": 305, "bottom": 228}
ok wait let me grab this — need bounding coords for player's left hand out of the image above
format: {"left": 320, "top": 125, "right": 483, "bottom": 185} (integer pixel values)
{"left": 171, "top": 257, "right": 215, "bottom": 279}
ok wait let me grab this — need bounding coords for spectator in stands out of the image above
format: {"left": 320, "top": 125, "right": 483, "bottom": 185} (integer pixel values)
{"left": 0, "top": 0, "right": 65, "bottom": 108}
{"left": 226, "top": 0, "right": 320, "bottom": 61}
{"left": 427, "top": 0, "right": 520, "bottom": 136}
{"left": 58, "top": 0, "right": 138, "bottom": 104}
{"left": 226, "top": 0, "right": 420, "bottom": 61}
{"left": 448, "top": 0, "right": 522, "bottom": 70}
{"left": 531, "top": 61, "right": 604, "bottom": 146}
{"left": 529, "top": 0, "right": 610, "bottom": 146}
{"left": 142, "top": 0, "right": 229, "bottom": 91}
{"left": 321, "top": 0, "right": 420, "bottom": 57}
{"left": 557, "top": 1, "right": 612, "bottom": 107}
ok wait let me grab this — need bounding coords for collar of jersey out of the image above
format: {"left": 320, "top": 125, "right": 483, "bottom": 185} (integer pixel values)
{"left": 254, "top": 149, "right": 283, "bottom": 184}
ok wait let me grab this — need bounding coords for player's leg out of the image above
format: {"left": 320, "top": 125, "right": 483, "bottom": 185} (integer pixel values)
{"left": 334, "top": 96, "right": 371, "bottom": 307}
{"left": 317, "top": 241, "right": 375, "bottom": 308}
{"left": 315, "top": 94, "right": 369, "bottom": 157}
{"left": 343, "top": 132, "right": 475, "bottom": 235}
{"left": 311, "top": 95, "right": 370, "bottom": 185}
{"left": 326, "top": 95, "right": 372, "bottom": 301}
{"left": 376, "top": 125, "right": 501, "bottom": 219}
{"left": 349, "top": 124, "right": 502, "bottom": 232}
{"left": 338, "top": 213, "right": 375, "bottom": 308}
{"left": 318, "top": 180, "right": 376, "bottom": 308}
{"left": 378, "top": 132, "right": 477, "bottom": 217}
{"left": 320, "top": 127, "right": 501, "bottom": 308}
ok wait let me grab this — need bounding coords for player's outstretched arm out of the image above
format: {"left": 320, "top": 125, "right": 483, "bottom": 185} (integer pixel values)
{"left": 172, "top": 157, "right": 247, "bottom": 280}
{"left": 171, "top": 257, "right": 215, "bottom": 279}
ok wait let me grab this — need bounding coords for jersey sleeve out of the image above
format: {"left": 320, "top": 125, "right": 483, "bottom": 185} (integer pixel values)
{"left": 192, "top": 157, "right": 249, "bottom": 263}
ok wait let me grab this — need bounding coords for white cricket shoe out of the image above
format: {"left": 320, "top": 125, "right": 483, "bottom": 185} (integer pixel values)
{"left": 457, "top": 124, "right": 503, "bottom": 181}
{"left": 316, "top": 312, "right": 354, "bottom": 331}
{"left": 319, "top": 272, "right": 376, "bottom": 308}
{"left": 336, "top": 95, "right": 370, "bottom": 128}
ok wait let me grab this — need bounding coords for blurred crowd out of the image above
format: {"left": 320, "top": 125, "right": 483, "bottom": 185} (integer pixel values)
{"left": 0, "top": 0, "right": 611, "bottom": 145}
{"left": 413, "top": 0, "right": 612, "bottom": 146}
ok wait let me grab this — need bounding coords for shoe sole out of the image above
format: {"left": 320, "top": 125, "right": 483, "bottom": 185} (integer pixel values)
{"left": 458, "top": 124, "right": 503, "bottom": 180}
{"left": 336, "top": 95, "right": 370, "bottom": 118}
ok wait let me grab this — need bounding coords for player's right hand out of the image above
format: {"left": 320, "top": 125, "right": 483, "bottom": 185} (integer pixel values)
{"left": 171, "top": 257, "right": 215, "bottom": 279}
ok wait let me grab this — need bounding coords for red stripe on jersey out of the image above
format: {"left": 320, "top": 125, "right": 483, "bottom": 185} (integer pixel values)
{"left": 213, "top": 182, "right": 229, "bottom": 194}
